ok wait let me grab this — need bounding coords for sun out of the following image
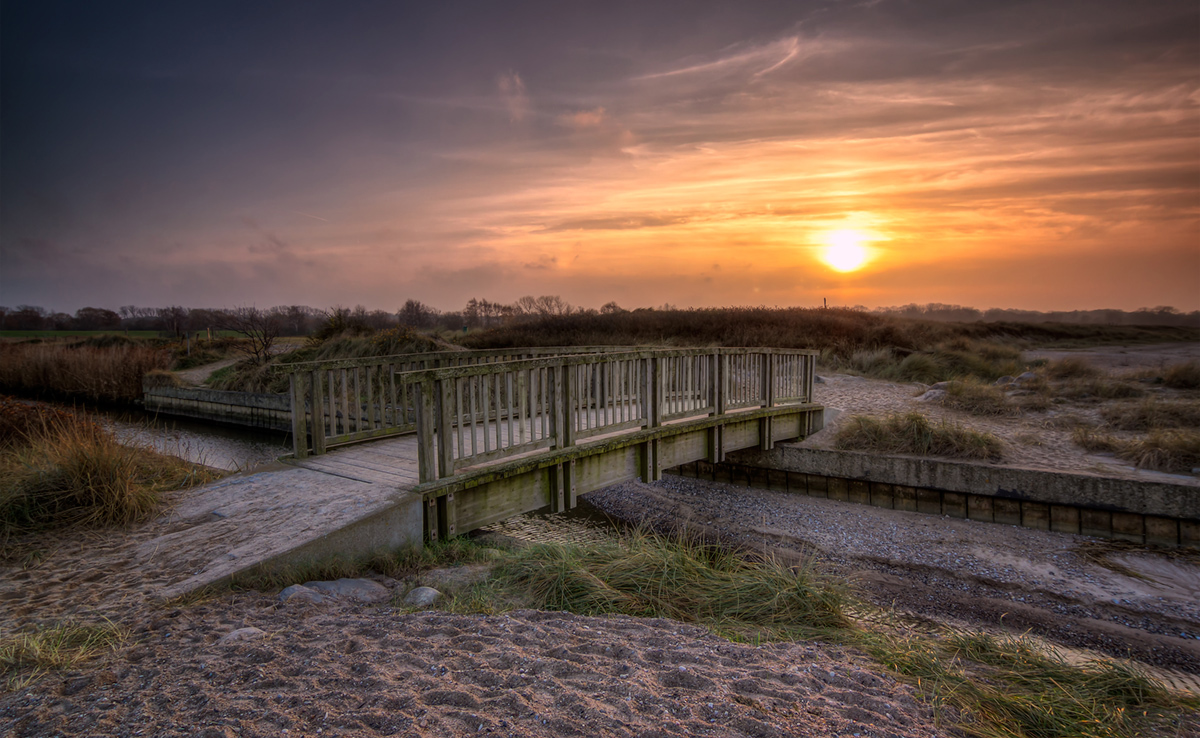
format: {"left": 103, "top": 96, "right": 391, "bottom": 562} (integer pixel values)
{"left": 820, "top": 230, "right": 871, "bottom": 272}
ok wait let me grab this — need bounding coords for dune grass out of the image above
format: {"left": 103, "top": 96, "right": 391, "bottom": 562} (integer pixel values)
{"left": 1, "top": 619, "right": 126, "bottom": 689}
{"left": 1072, "top": 426, "right": 1200, "bottom": 474}
{"left": 496, "top": 530, "right": 850, "bottom": 640}
{"left": 1100, "top": 399, "right": 1200, "bottom": 431}
{"left": 939, "top": 378, "right": 1019, "bottom": 416}
{"left": 834, "top": 412, "right": 1006, "bottom": 461}
{"left": 861, "top": 630, "right": 1194, "bottom": 738}
{"left": 1162, "top": 361, "right": 1200, "bottom": 390}
{"left": 0, "top": 398, "right": 216, "bottom": 538}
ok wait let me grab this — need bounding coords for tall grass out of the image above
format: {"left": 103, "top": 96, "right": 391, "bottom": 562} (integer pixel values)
{"left": 834, "top": 412, "right": 1006, "bottom": 461}
{"left": 496, "top": 530, "right": 849, "bottom": 640}
{"left": 0, "top": 341, "right": 169, "bottom": 403}
{"left": 0, "top": 398, "right": 216, "bottom": 537}
{"left": 939, "top": 379, "right": 1019, "bottom": 416}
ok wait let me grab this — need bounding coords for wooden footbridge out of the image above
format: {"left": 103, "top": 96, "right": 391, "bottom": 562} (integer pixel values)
{"left": 282, "top": 347, "right": 823, "bottom": 545}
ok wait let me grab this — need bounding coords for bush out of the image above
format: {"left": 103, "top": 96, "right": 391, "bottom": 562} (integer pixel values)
{"left": 834, "top": 412, "right": 1005, "bottom": 461}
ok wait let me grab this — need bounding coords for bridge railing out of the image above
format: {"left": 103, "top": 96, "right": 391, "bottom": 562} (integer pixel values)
{"left": 284, "top": 346, "right": 627, "bottom": 457}
{"left": 408, "top": 348, "right": 817, "bottom": 482}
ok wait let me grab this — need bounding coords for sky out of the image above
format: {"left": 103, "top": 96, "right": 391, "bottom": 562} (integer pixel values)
{"left": 2, "top": 0, "right": 1197, "bottom": 315}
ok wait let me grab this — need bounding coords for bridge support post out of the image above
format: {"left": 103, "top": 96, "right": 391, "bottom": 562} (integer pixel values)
{"left": 425, "top": 496, "right": 439, "bottom": 543}
{"left": 707, "top": 425, "right": 724, "bottom": 463}
{"left": 550, "top": 460, "right": 577, "bottom": 512}
{"left": 641, "top": 439, "right": 661, "bottom": 483}
{"left": 759, "top": 416, "right": 775, "bottom": 451}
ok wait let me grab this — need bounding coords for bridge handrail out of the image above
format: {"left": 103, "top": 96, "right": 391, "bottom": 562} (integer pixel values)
{"left": 403, "top": 348, "right": 816, "bottom": 482}
{"left": 288, "top": 347, "right": 816, "bottom": 471}
{"left": 286, "top": 346, "right": 641, "bottom": 455}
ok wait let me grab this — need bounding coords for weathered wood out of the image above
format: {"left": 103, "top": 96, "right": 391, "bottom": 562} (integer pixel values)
{"left": 415, "top": 380, "right": 437, "bottom": 483}
{"left": 290, "top": 373, "right": 308, "bottom": 458}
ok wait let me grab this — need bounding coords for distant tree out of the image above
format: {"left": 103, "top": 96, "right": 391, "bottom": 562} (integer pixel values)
{"left": 157, "top": 306, "right": 189, "bottom": 338}
{"left": 9, "top": 305, "right": 48, "bottom": 330}
{"left": 48, "top": 312, "right": 73, "bottom": 330}
{"left": 73, "top": 307, "right": 121, "bottom": 330}
{"left": 216, "top": 307, "right": 284, "bottom": 364}
{"left": 398, "top": 299, "right": 439, "bottom": 329}
{"left": 600, "top": 301, "right": 626, "bottom": 314}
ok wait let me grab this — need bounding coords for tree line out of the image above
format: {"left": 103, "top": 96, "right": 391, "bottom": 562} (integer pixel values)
{"left": 2, "top": 299, "right": 1195, "bottom": 335}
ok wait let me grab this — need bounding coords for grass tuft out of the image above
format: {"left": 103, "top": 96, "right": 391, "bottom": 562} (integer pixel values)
{"left": 1100, "top": 399, "right": 1200, "bottom": 431}
{"left": 1044, "top": 358, "right": 1101, "bottom": 380}
{"left": 0, "top": 399, "right": 216, "bottom": 537}
{"left": 1162, "top": 360, "right": 1200, "bottom": 390}
{"left": 1, "top": 620, "right": 125, "bottom": 688}
{"left": 834, "top": 412, "right": 1005, "bottom": 461}
{"left": 940, "top": 379, "right": 1019, "bottom": 416}
{"left": 1072, "top": 426, "right": 1200, "bottom": 473}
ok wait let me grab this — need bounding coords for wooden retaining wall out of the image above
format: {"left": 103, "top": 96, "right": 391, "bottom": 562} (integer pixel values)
{"left": 143, "top": 385, "right": 291, "bottom": 432}
{"left": 673, "top": 460, "right": 1199, "bottom": 548}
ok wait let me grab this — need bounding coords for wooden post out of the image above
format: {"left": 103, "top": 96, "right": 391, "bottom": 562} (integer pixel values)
{"left": 289, "top": 373, "right": 308, "bottom": 459}
{"left": 561, "top": 362, "right": 576, "bottom": 447}
{"left": 425, "top": 496, "right": 439, "bottom": 543}
{"left": 763, "top": 352, "right": 776, "bottom": 408}
{"left": 437, "top": 376, "right": 456, "bottom": 478}
{"left": 643, "top": 357, "right": 661, "bottom": 429}
{"left": 716, "top": 353, "right": 728, "bottom": 416}
{"left": 415, "top": 379, "right": 437, "bottom": 483}
{"left": 311, "top": 370, "right": 326, "bottom": 455}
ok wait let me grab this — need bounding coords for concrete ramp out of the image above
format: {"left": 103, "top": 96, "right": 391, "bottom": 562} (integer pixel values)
{"left": 149, "top": 466, "right": 422, "bottom": 600}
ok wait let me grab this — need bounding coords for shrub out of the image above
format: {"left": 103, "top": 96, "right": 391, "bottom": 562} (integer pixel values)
{"left": 833, "top": 412, "right": 1005, "bottom": 461}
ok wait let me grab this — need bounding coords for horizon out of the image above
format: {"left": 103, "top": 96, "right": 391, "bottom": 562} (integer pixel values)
{"left": 3, "top": 1, "right": 1198, "bottom": 314}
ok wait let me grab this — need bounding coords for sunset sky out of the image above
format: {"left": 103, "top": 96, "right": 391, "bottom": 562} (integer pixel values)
{"left": 2, "top": 1, "right": 1197, "bottom": 314}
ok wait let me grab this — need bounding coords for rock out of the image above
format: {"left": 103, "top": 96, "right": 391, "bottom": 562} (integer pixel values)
{"left": 279, "top": 584, "right": 325, "bottom": 604}
{"left": 916, "top": 389, "right": 946, "bottom": 403}
{"left": 302, "top": 578, "right": 390, "bottom": 602}
{"left": 814, "top": 375, "right": 826, "bottom": 384}
{"left": 1016, "top": 371, "right": 1039, "bottom": 384}
{"left": 928, "top": 381, "right": 952, "bottom": 391}
{"left": 404, "top": 586, "right": 442, "bottom": 607}
{"left": 218, "top": 627, "right": 267, "bottom": 644}
{"left": 994, "top": 376, "right": 1015, "bottom": 386}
